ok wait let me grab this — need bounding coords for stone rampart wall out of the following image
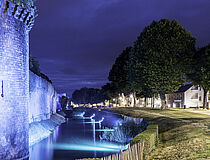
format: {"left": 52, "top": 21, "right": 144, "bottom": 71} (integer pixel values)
{"left": 29, "top": 71, "right": 58, "bottom": 123}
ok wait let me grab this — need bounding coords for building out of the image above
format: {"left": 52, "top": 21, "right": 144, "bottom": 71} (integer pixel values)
{"left": 166, "top": 84, "right": 209, "bottom": 108}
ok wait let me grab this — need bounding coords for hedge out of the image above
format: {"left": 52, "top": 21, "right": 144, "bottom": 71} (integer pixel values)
{"left": 130, "top": 124, "right": 159, "bottom": 157}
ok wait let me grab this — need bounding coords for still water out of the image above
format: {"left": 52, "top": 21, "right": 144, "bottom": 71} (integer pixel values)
{"left": 29, "top": 112, "right": 124, "bottom": 160}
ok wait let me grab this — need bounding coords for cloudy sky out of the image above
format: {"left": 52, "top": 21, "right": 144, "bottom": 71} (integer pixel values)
{"left": 30, "top": 0, "right": 210, "bottom": 97}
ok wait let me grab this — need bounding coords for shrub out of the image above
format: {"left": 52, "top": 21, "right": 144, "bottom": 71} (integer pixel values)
{"left": 100, "top": 120, "right": 148, "bottom": 144}
{"left": 13, "top": 0, "right": 36, "bottom": 8}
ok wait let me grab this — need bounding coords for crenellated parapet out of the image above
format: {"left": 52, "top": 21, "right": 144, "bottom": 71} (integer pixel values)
{"left": 0, "top": 0, "right": 37, "bottom": 31}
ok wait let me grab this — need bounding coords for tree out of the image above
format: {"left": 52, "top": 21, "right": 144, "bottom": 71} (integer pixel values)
{"left": 13, "top": 0, "right": 36, "bottom": 8}
{"left": 127, "top": 48, "right": 156, "bottom": 107}
{"left": 59, "top": 96, "right": 68, "bottom": 111}
{"left": 108, "top": 47, "right": 142, "bottom": 106}
{"left": 72, "top": 87, "right": 105, "bottom": 105}
{"left": 108, "top": 47, "right": 132, "bottom": 95}
{"left": 187, "top": 44, "right": 210, "bottom": 109}
{"left": 29, "top": 53, "right": 52, "bottom": 83}
{"left": 133, "top": 19, "right": 196, "bottom": 109}
{"left": 101, "top": 83, "right": 117, "bottom": 102}
{"left": 108, "top": 47, "right": 144, "bottom": 106}
{"left": 29, "top": 54, "right": 41, "bottom": 75}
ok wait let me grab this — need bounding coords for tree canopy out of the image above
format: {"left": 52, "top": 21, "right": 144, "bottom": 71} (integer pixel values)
{"left": 101, "top": 83, "right": 118, "bottom": 101}
{"left": 13, "top": 0, "right": 36, "bottom": 8}
{"left": 132, "top": 18, "right": 196, "bottom": 109}
{"left": 108, "top": 47, "right": 132, "bottom": 95}
{"left": 72, "top": 87, "right": 105, "bottom": 104}
{"left": 29, "top": 54, "right": 40, "bottom": 75}
{"left": 29, "top": 54, "right": 52, "bottom": 83}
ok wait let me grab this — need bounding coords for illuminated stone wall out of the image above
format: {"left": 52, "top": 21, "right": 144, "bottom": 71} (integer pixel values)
{"left": 0, "top": 0, "right": 35, "bottom": 159}
{"left": 29, "top": 71, "right": 58, "bottom": 123}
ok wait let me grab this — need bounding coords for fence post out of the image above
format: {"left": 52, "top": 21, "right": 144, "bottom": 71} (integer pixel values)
{"left": 131, "top": 145, "right": 133, "bottom": 160}
{"left": 128, "top": 144, "right": 131, "bottom": 160}
{"left": 125, "top": 147, "right": 128, "bottom": 160}
{"left": 141, "top": 142, "right": 144, "bottom": 160}
{"left": 120, "top": 150, "right": 123, "bottom": 160}
{"left": 138, "top": 143, "right": 141, "bottom": 160}
{"left": 138, "top": 143, "right": 140, "bottom": 160}
{"left": 134, "top": 144, "right": 138, "bottom": 160}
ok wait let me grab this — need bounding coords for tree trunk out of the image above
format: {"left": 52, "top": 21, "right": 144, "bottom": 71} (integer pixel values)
{"left": 133, "top": 92, "right": 136, "bottom": 107}
{"left": 144, "top": 97, "right": 147, "bottom": 107}
{"left": 116, "top": 96, "right": 119, "bottom": 107}
{"left": 203, "top": 90, "right": 207, "bottom": 109}
{"left": 151, "top": 97, "right": 153, "bottom": 108}
{"left": 160, "top": 93, "right": 166, "bottom": 110}
{"left": 152, "top": 96, "right": 155, "bottom": 108}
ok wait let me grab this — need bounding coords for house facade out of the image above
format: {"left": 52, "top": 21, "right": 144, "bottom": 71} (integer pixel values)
{"left": 166, "top": 84, "right": 209, "bottom": 108}
{"left": 112, "top": 85, "right": 209, "bottom": 108}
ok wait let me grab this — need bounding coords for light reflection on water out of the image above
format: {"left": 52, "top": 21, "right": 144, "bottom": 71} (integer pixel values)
{"left": 29, "top": 117, "right": 123, "bottom": 160}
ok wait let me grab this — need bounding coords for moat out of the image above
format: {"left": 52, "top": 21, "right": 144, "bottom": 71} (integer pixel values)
{"left": 29, "top": 110, "right": 130, "bottom": 160}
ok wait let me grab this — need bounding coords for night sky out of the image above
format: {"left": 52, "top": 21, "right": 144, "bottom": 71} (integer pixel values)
{"left": 30, "top": 0, "right": 210, "bottom": 97}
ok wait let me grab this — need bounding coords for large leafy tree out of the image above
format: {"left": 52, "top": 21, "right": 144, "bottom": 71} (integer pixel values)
{"left": 108, "top": 47, "right": 132, "bottom": 95}
{"left": 108, "top": 47, "right": 143, "bottom": 106}
{"left": 133, "top": 19, "right": 196, "bottom": 109}
{"left": 127, "top": 48, "right": 156, "bottom": 107}
{"left": 188, "top": 44, "right": 210, "bottom": 109}
{"left": 101, "top": 83, "right": 118, "bottom": 102}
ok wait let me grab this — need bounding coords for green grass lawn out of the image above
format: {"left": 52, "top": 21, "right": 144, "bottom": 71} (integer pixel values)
{"left": 111, "top": 107, "right": 210, "bottom": 160}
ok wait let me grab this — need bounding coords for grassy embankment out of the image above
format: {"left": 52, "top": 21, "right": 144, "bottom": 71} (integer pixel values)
{"left": 111, "top": 107, "right": 210, "bottom": 160}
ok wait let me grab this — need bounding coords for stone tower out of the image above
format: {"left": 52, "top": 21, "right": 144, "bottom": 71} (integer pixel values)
{"left": 0, "top": 0, "right": 35, "bottom": 159}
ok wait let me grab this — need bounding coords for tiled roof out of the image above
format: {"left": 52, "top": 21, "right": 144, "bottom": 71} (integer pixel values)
{"left": 175, "top": 84, "right": 193, "bottom": 93}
